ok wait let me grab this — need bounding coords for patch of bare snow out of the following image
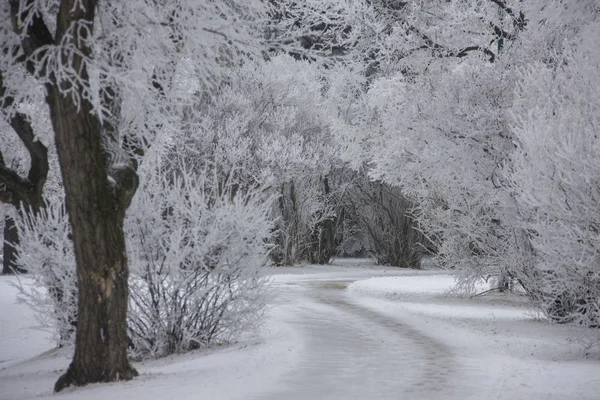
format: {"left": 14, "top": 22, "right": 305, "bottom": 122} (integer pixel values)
{"left": 4, "top": 265, "right": 599, "bottom": 400}
{"left": 0, "top": 276, "right": 54, "bottom": 368}
{"left": 0, "top": 276, "right": 303, "bottom": 400}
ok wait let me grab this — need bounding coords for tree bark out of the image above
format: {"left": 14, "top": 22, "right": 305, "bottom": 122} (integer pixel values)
{"left": 7, "top": 0, "right": 138, "bottom": 389}
{"left": 6, "top": 0, "right": 138, "bottom": 391}
{"left": 49, "top": 82, "right": 138, "bottom": 391}
{"left": 2, "top": 214, "right": 25, "bottom": 274}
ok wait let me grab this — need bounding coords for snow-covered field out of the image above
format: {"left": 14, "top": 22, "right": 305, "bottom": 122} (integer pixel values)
{"left": 1, "top": 261, "right": 600, "bottom": 399}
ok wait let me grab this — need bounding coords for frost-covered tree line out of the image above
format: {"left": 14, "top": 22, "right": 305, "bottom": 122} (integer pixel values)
{"left": 275, "top": 0, "right": 600, "bottom": 328}
{"left": 1, "top": 0, "right": 599, "bottom": 390}
{"left": 317, "top": 0, "right": 600, "bottom": 329}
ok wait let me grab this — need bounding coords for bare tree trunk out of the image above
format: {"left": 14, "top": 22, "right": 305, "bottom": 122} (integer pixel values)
{"left": 49, "top": 84, "right": 138, "bottom": 391}
{"left": 308, "top": 177, "right": 337, "bottom": 264}
{"left": 2, "top": 214, "right": 25, "bottom": 274}
{"left": 7, "top": 0, "right": 138, "bottom": 390}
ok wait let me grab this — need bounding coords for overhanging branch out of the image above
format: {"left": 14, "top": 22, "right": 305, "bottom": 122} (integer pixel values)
{"left": 456, "top": 45, "right": 496, "bottom": 62}
{"left": 408, "top": 26, "right": 496, "bottom": 63}
{"left": 0, "top": 160, "right": 33, "bottom": 201}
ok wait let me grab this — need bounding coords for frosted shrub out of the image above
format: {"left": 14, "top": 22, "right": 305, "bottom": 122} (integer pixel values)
{"left": 12, "top": 165, "right": 273, "bottom": 356}
{"left": 509, "top": 48, "right": 600, "bottom": 328}
{"left": 13, "top": 201, "right": 77, "bottom": 346}
{"left": 126, "top": 164, "right": 273, "bottom": 358}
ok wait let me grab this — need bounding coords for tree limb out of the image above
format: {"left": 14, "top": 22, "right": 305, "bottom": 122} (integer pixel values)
{"left": 456, "top": 45, "right": 496, "bottom": 62}
{"left": 0, "top": 70, "right": 48, "bottom": 208}
{"left": 408, "top": 26, "right": 496, "bottom": 63}
{"left": 110, "top": 165, "right": 139, "bottom": 210}
{"left": 489, "top": 0, "right": 527, "bottom": 30}
{"left": 0, "top": 150, "right": 13, "bottom": 203}
{"left": 0, "top": 162, "right": 32, "bottom": 198}
{"left": 10, "top": 112, "right": 49, "bottom": 195}
{"left": 9, "top": 0, "right": 55, "bottom": 56}
{"left": 490, "top": 23, "right": 512, "bottom": 40}
{"left": 407, "top": 26, "right": 447, "bottom": 53}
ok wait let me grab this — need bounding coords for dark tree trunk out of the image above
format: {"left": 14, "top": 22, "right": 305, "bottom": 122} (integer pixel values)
{"left": 5, "top": 0, "right": 140, "bottom": 391}
{"left": 50, "top": 83, "right": 138, "bottom": 390}
{"left": 1, "top": 68, "right": 49, "bottom": 275}
{"left": 7, "top": 0, "right": 138, "bottom": 390}
{"left": 2, "top": 214, "right": 25, "bottom": 274}
{"left": 308, "top": 177, "right": 337, "bottom": 264}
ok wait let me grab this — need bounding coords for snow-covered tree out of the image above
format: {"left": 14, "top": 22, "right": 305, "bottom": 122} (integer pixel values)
{"left": 508, "top": 1, "right": 600, "bottom": 327}
{"left": 2, "top": 0, "right": 271, "bottom": 391}
{"left": 171, "top": 54, "right": 345, "bottom": 265}
{"left": 310, "top": 0, "right": 537, "bottom": 282}
{"left": 331, "top": 0, "right": 600, "bottom": 323}
{"left": 365, "top": 57, "right": 518, "bottom": 285}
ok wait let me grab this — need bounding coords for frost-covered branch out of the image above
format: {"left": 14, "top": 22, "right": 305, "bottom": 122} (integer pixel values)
{"left": 8, "top": 0, "right": 55, "bottom": 57}
{"left": 489, "top": 0, "right": 527, "bottom": 30}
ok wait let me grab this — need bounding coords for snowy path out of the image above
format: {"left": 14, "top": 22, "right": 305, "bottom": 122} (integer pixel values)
{"left": 258, "top": 280, "right": 460, "bottom": 399}
{"left": 261, "top": 270, "right": 600, "bottom": 400}
{"left": 2, "top": 265, "right": 600, "bottom": 399}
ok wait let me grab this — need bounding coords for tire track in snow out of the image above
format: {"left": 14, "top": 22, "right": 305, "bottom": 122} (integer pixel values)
{"left": 259, "top": 280, "right": 462, "bottom": 399}
{"left": 317, "top": 282, "right": 459, "bottom": 398}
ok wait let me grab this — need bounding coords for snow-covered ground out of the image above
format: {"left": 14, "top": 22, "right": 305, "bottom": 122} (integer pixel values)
{"left": 1, "top": 261, "right": 599, "bottom": 399}
{"left": 0, "top": 274, "right": 303, "bottom": 400}
{"left": 347, "top": 275, "right": 600, "bottom": 399}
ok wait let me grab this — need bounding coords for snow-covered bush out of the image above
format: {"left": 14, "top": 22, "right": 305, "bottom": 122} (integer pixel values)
{"left": 176, "top": 55, "right": 343, "bottom": 265}
{"left": 13, "top": 201, "right": 77, "bottom": 346}
{"left": 508, "top": 3, "right": 600, "bottom": 327}
{"left": 126, "top": 160, "right": 273, "bottom": 358}
{"left": 11, "top": 161, "right": 273, "bottom": 355}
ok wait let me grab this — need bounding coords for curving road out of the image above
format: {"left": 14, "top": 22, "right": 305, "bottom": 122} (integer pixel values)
{"left": 2, "top": 269, "right": 599, "bottom": 400}
{"left": 258, "top": 279, "right": 464, "bottom": 399}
